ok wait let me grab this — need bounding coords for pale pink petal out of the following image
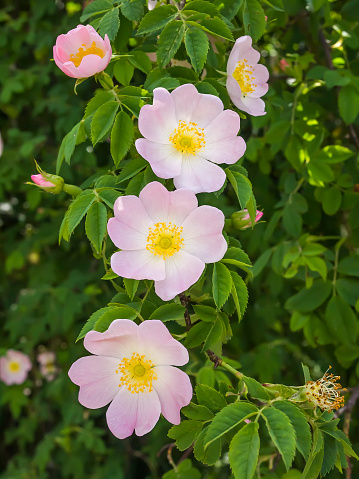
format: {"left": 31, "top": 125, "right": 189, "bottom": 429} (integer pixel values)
{"left": 171, "top": 84, "right": 201, "bottom": 123}
{"left": 200, "top": 136, "right": 246, "bottom": 165}
{"left": 135, "top": 139, "right": 182, "bottom": 178}
{"left": 84, "top": 319, "right": 139, "bottom": 357}
{"left": 31, "top": 174, "right": 55, "bottom": 188}
{"left": 189, "top": 92, "right": 224, "bottom": 128}
{"left": 182, "top": 206, "right": 227, "bottom": 262}
{"left": 69, "top": 356, "right": 120, "bottom": 408}
{"left": 155, "top": 251, "right": 205, "bottom": 300}
{"left": 139, "top": 181, "right": 170, "bottom": 223}
{"left": 226, "top": 75, "right": 243, "bottom": 106}
{"left": 138, "top": 88, "right": 177, "bottom": 143}
{"left": 112, "top": 195, "right": 152, "bottom": 233}
{"left": 111, "top": 250, "right": 166, "bottom": 281}
{"left": 153, "top": 366, "right": 192, "bottom": 424}
{"left": 251, "top": 83, "right": 269, "bottom": 98}
{"left": 72, "top": 54, "right": 107, "bottom": 78}
{"left": 227, "top": 36, "right": 260, "bottom": 74}
{"left": 173, "top": 155, "right": 226, "bottom": 194}
{"left": 239, "top": 95, "right": 266, "bottom": 116}
{"left": 204, "top": 110, "right": 240, "bottom": 141}
{"left": 8, "top": 350, "right": 32, "bottom": 371}
{"left": 134, "top": 390, "right": 161, "bottom": 436}
{"left": 55, "top": 26, "right": 91, "bottom": 55}
{"left": 167, "top": 189, "right": 198, "bottom": 226}
{"left": 37, "top": 351, "right": 55, "bottom": 365}
{"left": 106, "top": 387, "right": 139, "bottom": 439}
{"left": 253, "top": 64, "right": 269, "bottom": 83}
{"left": 137, "top": 320, "right": 189, "bottom": 366}
{"left": 107, "top": 218, "right": 148, "bottom": 250}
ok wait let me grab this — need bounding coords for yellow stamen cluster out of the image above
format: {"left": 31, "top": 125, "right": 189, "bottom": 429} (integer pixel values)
{"left": 69, "top": 41, "right": 105, "bottom": 67}
{"left": 169, "top": 120, "right": 205, "bottom": 155}
{"left": 146, "top": 222, "right": 184, "bottom": 259}
{"left": 116, "top": 352, "right": 157, "bottom": 394}
{"left": 305, "top": 366, "right": 346, "bottom": 412}
{"left": 9, "top": 361, "right": 20, "bottom": 372}
{"left": 232, "top": 59, "right": 257, "bottom": 96}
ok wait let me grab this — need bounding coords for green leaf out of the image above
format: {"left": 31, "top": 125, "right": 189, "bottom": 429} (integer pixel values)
{"left": 98, "top": 8, "right": 120, "bottom": 41}
{"left": 91, "top": 101, "right": 119, "bottom": 146}
{"left": 204, "top": 402, "right": 258, "bottom": 448}
{"left": 196, "top": 18, "right": 234, "bottom": 41}
{"left": 94, "top": 306, "right": 138, "bottom": 332}
{"left": 123, "top": 278, "right": 139, "bottom": 300}
{"left": 183, "top": 0, "right": 220, "bottom": 16}
{"left": 196, "top": 384, "right": 227, "bottom": 412}
{"left": 303, "top": 256, "right": 327, "bottom": 281}
{"left": 212, "top": 263, "right": 233, "bottom": 309}
{"left": 252, "top": 248, "right": 272, "bottom": 277}
{"left": 117, "top": 157, "right": 147, "bottom": 184}
{"left": 321, "top": 433, "right": 337, "bottom": 476}
{"left": 226, "top": 169, "right": 253, "bottom": 209}
{"left": 202, "top": 315, "right": 225, "bottom": 352}
{"left": 113, "top": 58, "right": 134, "bottom": 86}
{"left": 301, "top": 363, "right": 312, "bottom": 383}
{"left": 110, "top": 111, "right": 134, "bottom": 167}
{"left": 80, "top": 0, "right": 113, "bottom": 21}
{"left": 229, "top": 422, "right": 260, "bottom": 479}
{"left": 85, "top": 202, "right": 107, "bottom": 253}
{"left": 214, "top": 0, "right": 243, "bottom": 19}
{"left": 338, "top": 85, "right": 359, "bottom": 125}
{"left": 261, "top": 407, "right": 296, "bottom": 471}
{"left": 273, "top": 401, "right": 311, "bottom": 460}
{"left": 325, "top": 295, "right": 357, "bottom": 345}
{"left": 163, "top": 459, "right": 201, "bottom": 479}
{"left": 322, "top": 187, "right": 341, "bottom": 215}
{"left": 97, "top": 188, "right": 120, "bottom": 208}
{"left": 242, "top": 0, "right": 266, "bottom": 42}
{"left": 128, "top": 51, "right": 152, "bottom": 74}
{"left": 285, "top": 280, "right": 332, "bottom": 313}
{"left": 242, "top": 376, "right": 270, "bottom": 401}
{"left": 182, "top": 402, "right": 214, "bottom": 421}
{"left": 194, "top": 426, "right": 222, "bottom": 465}
{"left": 320, "top": 145, "right": 354, "bottom": 163}
{"left": 193, "top": 305, "right": 217, "bottom": 322}
{"left": 67, "top": 191, "right": 96, "bottom": 236}
{"left": 120, "top": 0, "right": 144, "bottom": 22}
{"left": 337, "top": 255, "right": 359, "bottom": 277}
{"left": 342, "top": 0, "right": 359, "bottom": 21}
{"left": 283, "top": 203, "right": 302, "bottom": 237}
{"left": 184, "top": 26, "right": 209, "bottom": 74}
{"left": 76, "top": 307, "right": 113, "bottom": 341}
{"left": 221, "top": 247, "right": 252, "bottom": 273}
{"left": 184, "top": 321, "right": 212, "bottom": 348}
{"left": 137, "top": 5, "right": 177, "bottom": 34}
{"left": 230, "top": 271, "right": 249, "bottom": 321}
{"left": 84, "top": 90, "right": 115, "bottom": 118}
{"left": 157, "top": 21, "right": 186, "bottom": 68}
{"left": 149, "top": 303, "right": 186, "bottom": 321}
{"left": 168, "top": 420, "right": 203, "bottom": 451}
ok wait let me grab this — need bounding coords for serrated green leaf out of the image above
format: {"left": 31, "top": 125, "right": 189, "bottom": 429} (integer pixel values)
{"left": 202, "top": 315, "right": 225, "bottom": 352}
{"left": 214, "top": 0, "right": 243, "bottom": 19}
{"left": 226, "top": 169, "right": 253, "bottom": 209}
{"left": 97, "top": 188, "right": 120, "bottom": 208}
{"left": 77, "top": 306, "right": 113, "bottom": 341}
{"left": 196, "top": 384, "right": 227, "bottom": 412}
{"left": 98, "top": 8, "right": 120, "bottom": 41}
{"left": 94, "top": 306, "right": 138, "bottom": 332}
{"left": 137, "top": 5, "right": 177, "bottom": 34}
{"left": 120, "top": 0, "right": 144, "bottom": 22}
{"left": 242, "top": 0, "right": 266, "bottom": 42}
{"left": 182, "top": 402, "right": 214, "bottom": 421}
{"left": 84, "top": 90, "right": 115, "bottom": 119}
{"left": 80, "top": 0, "right": 113, "bottom": 22}
{"left": 85, "top": 201, "right": 107, "bottom": 253}
{"left": 204, "top": 402, "right": 258, "bottom": 448}
{"left": 212, "top": 262, "right": 233, "bottom": 309}
{"left": 67, "top": 191, "right": 97, "bottom": 236}
{"left": 113, "top": 58, "right": 134, "bottom": 86}
{"left": 110, "top": 111, "right": 134, "bottom": 167}
{"left": 194, "top": 426, "right": 222, "bottom": 465}
{"left": 149, "top": 303, "right": 186, "bottom": 321}
{"left": 183, "top": 0, "right": 220, "bottom": 16}
{"left": 229, "top": 422, "right": 260, "bottom": 479}
{"left": 157, "top": 21, "right": 186, "bottom": 68}
{"left": 230, "top": 271, "right": 248, "bottom": 322}
{"left": 193, "top": 305, "right": 217, "bottom": 322}
{"left": 117, "top": 157, "right": 147, "bottom": 184}
{"left": 243, "top": 376, "right": 270, "bottom": 401}
{"left": 123, "top": 278, "right": 139, "bottom": 300}
{"left": 91, "top": 101, "right": 119, "bottom": 146}
{"left": 197, "top": 18, "right": 234, "bottom": 41}
{"left": 168, "top": 420, "right": 203, "bottom": 451}
{"left": 128, "top": 50, "right": 152, "bottom": 74}
{"left": 185, "top": 26, "right": 209, "bottom": 74}
{"left": 184, "top": 321, "right": 212, "bottom": 348}
{"left": 273, "top": 401, "right": 311, "bottom": 460}
{"left": 321, "top": 433, "right": 337, "bottom": 476}
{"left": 261, "top": 407, "right": 296, "bottom": 471}
{"left": 221, "top": 247, "right": 252, "bottom": 273}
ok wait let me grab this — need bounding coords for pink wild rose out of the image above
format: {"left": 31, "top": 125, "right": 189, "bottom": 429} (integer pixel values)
{"left": 37, "top": 351, "right": 57, "bottom": 381}
{"left": 135, "top": 84, "right": 246, "bottom": 194}
{"left": 0, "top": 350, "right": 32, "bottom": 385}
{"left": 53, "top": 25, "right": 112, "bottom": 79}
{"left": 226, "top": 36, "right": 269, "bottom": 116}
{"left": 68, "top": 319, "right": 192, "bottom": 439}
{"left": 107, "top": 181, "right": 228, "bottom": 301}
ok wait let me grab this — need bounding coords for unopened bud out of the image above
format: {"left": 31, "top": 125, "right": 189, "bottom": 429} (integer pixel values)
{"left": 232, "top": 209, "right": 263, "bottom": 230}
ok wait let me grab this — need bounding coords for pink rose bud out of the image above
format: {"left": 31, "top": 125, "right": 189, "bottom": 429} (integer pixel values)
{"left": 232, "top": 209, "right": 263, "bottom": 230}
{"left": 0, "top": 350, "right": 32, "bottom": 385}
{"left": 31, "top": 174, "right": 56, "bottom": 189}
{"left": 29, "top": 171, "right": 64, "bottom": 194}
{"left": 279, "top": 59, "right": 290, "bottom": 71}
{"left": 53, "top": 25, "right": 112, "bottom": 79}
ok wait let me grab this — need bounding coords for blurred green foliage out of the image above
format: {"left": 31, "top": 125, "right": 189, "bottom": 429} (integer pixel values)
{"left": 1, "top": 0, "right": 359, "bottom": 477}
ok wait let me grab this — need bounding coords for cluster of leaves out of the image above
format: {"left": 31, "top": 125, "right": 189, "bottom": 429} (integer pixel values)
{"left": 1, "top": 0, "right": 359, "bottom": 478}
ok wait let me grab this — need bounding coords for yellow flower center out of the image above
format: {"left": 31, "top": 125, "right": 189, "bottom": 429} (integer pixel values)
{"left": 116, "top": 352, "right": 157, "bottom": 394}
{"left": 232, "top": 59, "right": 257, "bottom": 96}
{"left": 9, "top": 361, "right": 20, "bottom": 372}
{"left": 169, "top": 120, "right": 205, "bottom": 155}
{"left": 146, "top": 222, "right": 184, "bottom": 260}
{"left": 305, "top": 366, "right": 346, "bottom": 412}
{"left": 69, "top": 41, "right": 105, "bottom": 68}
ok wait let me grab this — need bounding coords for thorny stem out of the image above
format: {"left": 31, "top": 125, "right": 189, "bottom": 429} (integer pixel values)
{"left": 167, "top": 444, "right": 178, "bottom": 473}
{"left": 178, "top": 293, "right": 192, "bottom": 331}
